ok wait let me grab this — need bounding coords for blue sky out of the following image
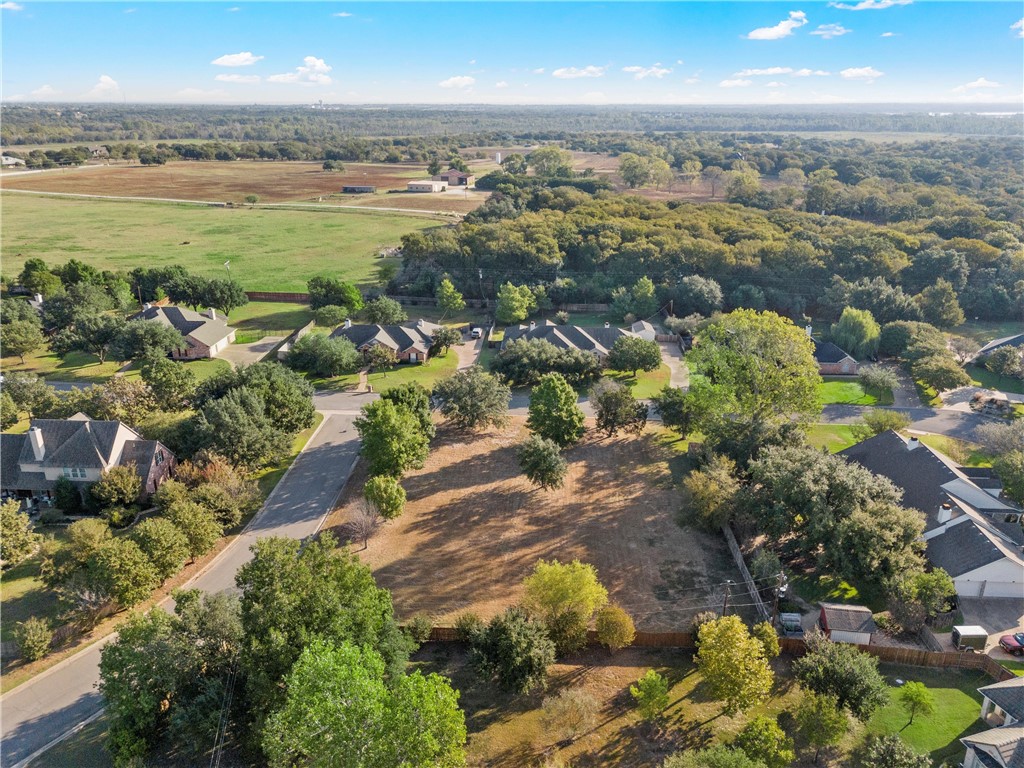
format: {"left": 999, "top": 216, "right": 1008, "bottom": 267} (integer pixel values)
{"left": 3, "top": 1, "right": 1022, "bottom": 104}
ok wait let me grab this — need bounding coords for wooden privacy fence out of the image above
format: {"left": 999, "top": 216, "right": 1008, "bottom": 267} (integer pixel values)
{"left": 245, "top": 291, "right": 310, "bottom": 302}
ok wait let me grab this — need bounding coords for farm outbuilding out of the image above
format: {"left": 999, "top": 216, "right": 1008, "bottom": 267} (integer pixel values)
{"left": 432, "top": 170, "right": 474, "bottom": 186}
{"left": 342, "top": 185, "right": 376, "bottom": 193}
{"left": 407, "top": 180, "right": 448, "bottom": 193}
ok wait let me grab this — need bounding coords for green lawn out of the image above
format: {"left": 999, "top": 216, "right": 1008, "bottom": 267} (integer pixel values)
{"left": 227, "top": 301, "right": 315, "bottom": 335}
{"left": 789, "top": 571, "right": 865, "bottom": 607}
{"left": 253, "top": 412, "right": 325, "bottom": 497}
{"left": 1000, "top": 660, "right": 1024, "bottom": 676}
{"left": 806, "top": 423, "right": 859, "bottom": 453}
{"left": 1, "top": 193, "right": 437, "bottom": 292}
{"left": 0, "top": 350, "right": 139, "bottom": 384}
{"left": 956, "top": 320, "right": 1023, "bottom": 346}
{"left": 179, "top": 357, "right": 231, "bottom": 382}
{"left": 966, "top": 364, "right": 1024, "bottom": 395}
{"left": 915, "top": 378, "right": 943, "bottom": 407}
{"left": 868, "top": 665, "right": 988, "bottom": 764}
{"left": 312, "top": 349, "right": 460, "bottom": 394}
{"left": 818, "top": 377, "right": 893, "bottom": 406}
{"left": 606, "top": 363, "right": 672, "bottom": 399}
{"left": 915, "top": 434, "right": 994, "bottom": 467}
{"left": 0, "top": 528, "right": 69, "bottom": 642}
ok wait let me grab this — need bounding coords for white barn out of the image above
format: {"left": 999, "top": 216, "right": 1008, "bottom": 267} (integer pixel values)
{"left": 407, "top": 180, "right": 448, "bottom": 193}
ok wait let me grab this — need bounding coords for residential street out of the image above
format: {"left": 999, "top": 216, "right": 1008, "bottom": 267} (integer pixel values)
{"left": 0, "top": 392, "right": 374, "bottom": 768}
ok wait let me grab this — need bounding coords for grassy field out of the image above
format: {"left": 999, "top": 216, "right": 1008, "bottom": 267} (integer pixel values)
{"left": 1, "top": 193, "right": 437, "bottom": 291}
{"left": 805, "top": 424, "right": 859, "bottom": 453}
{"left": 867, "top": 665, "right": 989, "bottom": 764}
{"left": 606, "top": 363, "right": 672, "bottom": 399}
{"left": 227, "top": 300, "right": 315, "bottom": 335}
{"left": 818, "top": 378, "right": 893, "bottom": 406}
{"left": 0, "top": 528, "right": 69, "bottom": 642}
{"left": 324, "top": 421, "right": 746, "bottom": 631}
{"left": 966, "top": 364, "right": 1024, "bottom": 395}
{"left": 955, "top": 320, "right": 1023, "bottom": 346}
{"left": 312, "top": 348, "right": 460, "bottom": 393}
{"left": 0, "top": 350, "right": 138, "bottom": 384}
{"left": 915, "top": 434, "right": 994, "bottom": 467}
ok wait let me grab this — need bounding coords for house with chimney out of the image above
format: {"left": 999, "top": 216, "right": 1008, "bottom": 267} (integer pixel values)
{"left": 840, "top": 431, "right": 1023, "bottom": 599}
{"left": 330, "top": 319, "right": 444, "bottom": 363}
{"left": 0, "top": 413, "right": 176, "bottom": 504}
{"left": 133, "top": 305, "right": 236, "bottom": 360}
{"left": 501, "top": 320, "right": 654, "bottom": 364}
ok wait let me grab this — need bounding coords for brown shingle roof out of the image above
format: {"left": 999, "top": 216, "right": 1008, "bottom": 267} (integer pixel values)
{"left": 820, "top": 603, "right": 876, "bottom": 634}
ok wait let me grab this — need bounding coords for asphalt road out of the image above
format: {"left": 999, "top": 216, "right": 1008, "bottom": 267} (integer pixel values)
{"left": 0, "top": 392, "right": 374, "bottom": 768}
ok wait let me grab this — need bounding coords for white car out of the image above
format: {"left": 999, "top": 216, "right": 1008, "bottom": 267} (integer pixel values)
{"left": 470, "top": 327, "right": 483, "bottom": 339}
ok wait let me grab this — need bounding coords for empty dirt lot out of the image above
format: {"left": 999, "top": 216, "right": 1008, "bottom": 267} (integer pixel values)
{"left": 324, "top": 421, "right": 745, "bottom": 631}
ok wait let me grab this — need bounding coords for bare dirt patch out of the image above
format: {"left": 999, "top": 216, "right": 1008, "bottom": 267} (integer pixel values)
{"left": 323, "top": 420, "right": 743, "bottom": 631}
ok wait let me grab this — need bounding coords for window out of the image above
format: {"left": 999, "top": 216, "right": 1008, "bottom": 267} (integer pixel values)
{"left": 62, "top": 467, "right": 87, "bottom": 479}
{"left": 155, "top": 450, "right": 165, "bottom": 466}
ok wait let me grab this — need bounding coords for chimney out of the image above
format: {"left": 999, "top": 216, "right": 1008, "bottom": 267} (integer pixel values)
{"left": 907, "top": 437, "right": 920, "bottom": 451}
{"left": 28, "top": 427, "right": 45, "bottom": 461}
{"left": 205, "top": 308, "right": 217, "bottom": 321}
{"left": 33, "top": 293, "right": 43, "bottom": 304}
{"left": 937, "top": 503, "right": 953, "bottom": 524}
{"left": 344, "top": 318, "right": 352, "bottom": 329}
{"left": 604, "top": 321, "right": 610, "bottom": 328}
{"left": 143, "top": 302, "right": 152, "bottom": 310}
{"left": 805, "top": 325, "right": 813, "bottom": 337}
{"left": 529, "top": 320, "right": 536, "bottom": 330}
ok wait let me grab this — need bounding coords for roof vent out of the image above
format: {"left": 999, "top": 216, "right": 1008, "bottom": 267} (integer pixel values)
{"left": 143, "top": 302, "right": 152, "bottom": 310}
{"left": 529, "top": 320, "right": 536, "bottom": 330}
{"left": 805, "top": 324, "right": 813, "bottom": 337}
{"left": 938, "top": 503, "right": 953, "bottom": 524}
{"left": 907, "top": 437, "right": 920, "bottom": 451}
{"left": 604, "top": 321, "right": 610, "bottom": 329}
{"left": 343, "top": 318, "right": 352, "bottom": 329}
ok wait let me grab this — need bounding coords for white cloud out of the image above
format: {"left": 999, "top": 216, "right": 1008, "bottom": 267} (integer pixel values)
{"left": 532, "top": 68, "right": 545, "bottom": 74}
{"left": 676, "top": 59, "right": 684, "bottom": 65}
{"left": 734, "top": 67, "right": 794, "bottom": 76}
{"left": 0, "top": 2, "right": 24, "bottom": 10}
{"left": 719, "top": 78, "right": 753, "bottom": 88}
{"left": 952, "top": 77, "right": 1001, "bottom": 93}
{"left": 468, "top": 59, "right": 476, "bottom": 65}
{"left": 268, "top": 56, "right": 333, "bottom": 85}
{"left": 438, "top": 75, "right": 475, "bottom": 89}
{"left": 495, "top": 81, "right": 508, "bottom": 89}
{"left": 31, "top": 84, "right": 61, "bottom": 98}
{"left": 211, "top": 51, "right": 263, "bottom": 67}
{"left": 84, "top": 75, "right": 121, "bottom": 99}
{"left": 810, "top": 23, "right": 851, "bottom": 38}
{"left": 622, "top": 64, "right": 672, "bottom": 80}
{"left": 829, "top": 0, "right": 910, "bottom": 9}
{"left": 684, "top": 76, "right": 700, "bottom": 84}
{"left": 880, "top": 31, "right": 896, "bottom": 36}
{"left": 123, "top": 7, "right": 136, "bottom": 13}
{"left": 747, "top": 11, "right": 808, "bottom": 40}
{"left": 765, "top": 81, "right": 789, "bottom": 87}
{"left": 333, "top": 11, "right": 352, "bottom": 17}
{"left": 792, "top": 68, "right": 831, "bottom": 76}
{"left": 227, "top": 6, "right": 240, "bottom": 11}
{"left": 551, "top": 65, "right": 606, "bottom": 79}
{"left": 840, "top": 66, "right": 884, "bottom": 80}
{"left": 215, "top": 73, "right": 261, "bottom": 84}
{"left": 1013, "top": 19, "right": 1024, "bottom": 38}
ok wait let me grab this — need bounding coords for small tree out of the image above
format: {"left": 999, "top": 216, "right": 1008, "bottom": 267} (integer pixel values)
{"left": 1, "top": 499, "right": 40, "bottom": 568}
{"left": 752, "top": 621, "right": 780, "bottom": 660}
{"left": 131, "top": 518, "right": 190, "bottom": 583}
{"left": 523, "top": 559, "right": 608, "bottom": 656}
{"left": 363, "top": 475, "right": 406, "bottom": 520}
{"left": 166, "top": 501, "right": 222, "bottom": 563}
{"left": 430, "top": 326, "right": 462, "bottom": 356}
{"left": 435, "top": 278, "right": 466, "bottom": 320}
{"left": 683, "top": 453, "right": 740, "bottom": 531}
{"left": 831, "top": 307, "right": 881, "bottom": 359}
{"left": 796, "top": 691, "right": 848, "bottom": 765}
{"left": 88, "top": 538, "right": 160, "bottom": 609}
{"left": 495, "top": 282, "right": 534, "bottom": 324}
{"left": 851, "top": 408, "right": 912, "bottom": 440}
{"left": 366, "top": 344, "right": 399, "bottom": 374}
{"left": 2, "top": 319, "right": 45, "bottom": 363}
{"left": 652, "top": 386, "right": 695, "bottom": 436}
{"left": 858, "top": 364, "right": 899, "bottom": 394}
{"left": 14, "top": 617, "right": 52, "bottom": 662}
{"left": 897, "top": 681, "right": 935, "bottom": 726}
{"left": 696, "top": 615, "right": 773, "bottom": 715}
{"left": 350, "top": 501, "right": 382, "bottom": 550}
{"left": 734, "top": 715, "right": 795, "bottom": 768}
{"left": 90, "top": 464, "right": 143, "bottom": 508}
{"left": 432, "top": 366, "right": 510, "bottom": 430}
{"left": 793, "top": 629, "right": 888, "bottom": 720}
{"left": 518, "top": 435, "right": 568, "bottom": 490}
{"left": 288, "top": 333, "right": 361, "bottom": 378}
{"left": 470, "top": 606, "right": 555, "bottom": 693}
{"left": 607, "top": 336, "right": 662, "bottom": 377}
{"left": 915, "top": 278, "right": 964, "bottom": 329}
{"left": 363, "top": 296, "right": 407, "bottom": 325}
{"left": 314, "top": 304, "right": 349, "bottom": 327}
{"left": 527, "top": 372, "right": 585, "bottom": 447}
{"left": 853, "top": 734, "right": 931, "bottom": 768}
{"left": 542, "top": 687, "right": 599, "bottom": 742}
{"left": 244, "top": 194, "right": 259, "bottom": 207}
{"left": 590, "top": 378, "right": 648, "bottom": 437}
{"left": 141, "top": 357, "right": 197, "bottom": 410}
{"left": 1, "top": 390, "right": 20, "bottom": 430}
{"left": 994, "top": 450, "right": 1024, "bottom": 506}
{"left": 630, "top": 669, "right": 670, "bottom": 720}
{"left": 354, "top": 399, "right": 430, "bottom": 477}
{"left": 595, "top": 603, "right": 635, "bottom": 653}
{"left": 380, "top": 382, "right": 435, "bottom": 439}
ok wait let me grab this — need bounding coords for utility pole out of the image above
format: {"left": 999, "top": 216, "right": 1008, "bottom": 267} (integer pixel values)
{"left": 722, "top": 580, "right": 734, "bottom": 616}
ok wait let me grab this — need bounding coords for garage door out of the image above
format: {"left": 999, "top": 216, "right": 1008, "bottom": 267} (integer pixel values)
{"left": 981, "top": 582, "right": 1024, "bottom": 599}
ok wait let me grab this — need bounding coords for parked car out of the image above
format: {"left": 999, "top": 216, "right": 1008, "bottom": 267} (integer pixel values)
{"left": 998, "top": 632, "right": 1024, "bottom": 656}
{"left": 470, "top": 327, "right": 483, "bottom": 339}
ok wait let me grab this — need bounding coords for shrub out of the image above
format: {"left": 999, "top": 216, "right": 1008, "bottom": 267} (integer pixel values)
{"left": 470, "top": 607, "right": 555, "bottom": 693}
{"left": 91, "top": 465, "right": 143, "bottom": 508}
{"left": 101, "top": 505, "right": 135, "bottom": 528}
{"left": 858, "top": 364, "right": 899, "bottom": 393}
{"left": 690, "top": 610, "right": 718, "bottom": 647}
{"left": 752, "top": 621, "right": 780, "bottom": 659}
{"left": 314, "top": 304, "right": 349, "bottom": 327}
{"left": 541, "top": 687, "right": 599, "bottom": 742}
{"left": 407, "top": 614, "right": 433, "bottom": 643}
{"left": 15, "top": 617, "right": 52, "bottom": 662}
{"left": 596, "top": 604, "right": 636, "bottom": 653}
{"left": 749, "top": 548, "right": 782, "bottom": 583}
{"left": 454, "top": 611, "right": 485, "bottom": 643}
{"left": 363, "top": 475, "right": 406, "bottom": 520}
{"left": 630, "top": 669, "right": 669, "bottom": 720}
{"left": 53, "top": 476, "right": 83, "bottom": 514}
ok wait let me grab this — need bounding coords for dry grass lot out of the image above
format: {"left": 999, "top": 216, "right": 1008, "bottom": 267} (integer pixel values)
{"left": 324, "top": 420, "right": 743, "bottom": 631}
{"left": 2, "top": 160, "right": 493, "bottom": 214}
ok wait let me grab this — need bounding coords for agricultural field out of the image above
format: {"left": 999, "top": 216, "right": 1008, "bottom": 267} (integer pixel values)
{"left": 1, "top": 192, "right": 437, "bottom": 291}
{"left": 324, "top": 420, "right": 747, "bottom": 631}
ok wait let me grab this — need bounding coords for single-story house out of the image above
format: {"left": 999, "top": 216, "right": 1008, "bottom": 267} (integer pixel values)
{"left": 976, "top": 334, "right": 1024, "bottom": 359}
{"left": 501, "top": 320, "right": 652, "bottom": 364}
{"left": 818, "top": 603, "right": 876, "bottom": 644}
{"left": 811, "top": 337, "right": 859, "bottom": 375}
{"left": 331, "top": 319, "right": 443, "bottom": 363}
{"left": 432, "top": 170, "right": 474, "bottom": 186}
{"left": 961, "top": 725, "right": 1024, "bottom": 768}
{"left": 134, "top": 305, "right": 236, "bottom": 360}
{"left": 407, "top": 180, "right": 448, "bottom": 193}
{"left": 1, "top": 155, "right": 26, "bottom": 167}
{"left": 0, "top": 413, "right": 176, "bottom": 504}
{"left": 840, "top": 431, "right": 1024, "bottom": 599}
{"left": 342, "top": 185, "right": 376, "bottom": 193}
{"left": 979, "top": 677, "right": 1024, "bottom": 728}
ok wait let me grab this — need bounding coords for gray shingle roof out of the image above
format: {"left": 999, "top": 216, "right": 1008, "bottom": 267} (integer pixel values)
{"left": 135, "top": 305, "right": 234, "bottom": 348}
{"left": 820, "top": 603, "right": 876, "bottom": 633}
{"left": 0, "top": 434, "right": 26, "bottom": 488}
{"left": 812, "top": 338, "right": 855, "bottom": 364}
{"left": 978, "top": 334, "right": 1024, "bottom": 356}
{"left": 979, "top": 677, "right": 1024, "bottom": 723}
{"left": 502, "top": 321, "right": 636, "bottom": 357}
{"left": 962, "top": 725, "right": 1024, "bottom": 767}
{"left": 925, "top": 518, "right": 1006, "bottom": 577}
{"left": 330, "top": 320, "right": 441, "bottom": 355}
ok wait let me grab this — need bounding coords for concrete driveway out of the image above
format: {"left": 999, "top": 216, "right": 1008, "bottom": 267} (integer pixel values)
{"left": 659, "top": 342, "right": 688, "bottom": 388}
{"left": 217, "top": 336, "right": 285, "bottom": 368}
{"left": 957, "top": 597, "right": 1024, "bottom": 656}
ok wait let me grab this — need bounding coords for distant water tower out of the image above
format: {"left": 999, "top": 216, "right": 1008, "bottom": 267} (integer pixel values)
{"left": 495, "top": 152, "right": 501, "bottom": 164}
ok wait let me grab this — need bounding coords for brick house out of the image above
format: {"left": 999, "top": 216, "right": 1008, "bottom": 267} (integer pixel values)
{"left": 330, "top": 319, "right": 444, "bottom": 363}
{"left": 0, "top": 413, "right": 176, "bottom": 504}
{"left": 135, "top": 305, "right": 236, "bottom": 359}
{"left": 501, "top": 320, "right": 651, "bottom": 365}
{"left": 811, "top": 337, "right": 859, "bottom": 375}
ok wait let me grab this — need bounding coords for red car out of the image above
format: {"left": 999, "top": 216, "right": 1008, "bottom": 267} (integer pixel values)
{"left": 999, "top": 633, "right": 1024, "bottom": 656}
